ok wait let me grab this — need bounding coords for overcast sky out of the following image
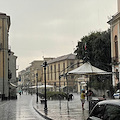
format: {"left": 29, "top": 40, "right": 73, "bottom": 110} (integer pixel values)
{"left": 0, "top": 0, "right": 117, "bottom": 72}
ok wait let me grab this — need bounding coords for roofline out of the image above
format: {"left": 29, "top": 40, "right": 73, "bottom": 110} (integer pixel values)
{"left": 47, "top": 53, "right": 77, "bottom": 64}
{"left": 107, "top": 12, "right": 120, "bottom": 25}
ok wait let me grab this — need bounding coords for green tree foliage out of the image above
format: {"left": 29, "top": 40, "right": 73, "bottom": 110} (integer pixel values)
{"left": 74, "top": 29, "right": 112, "bottom": 90}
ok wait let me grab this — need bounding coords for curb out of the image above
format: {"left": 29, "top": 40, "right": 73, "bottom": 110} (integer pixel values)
{"left": 33, "top": 106, "right": 53, "bottom": 120}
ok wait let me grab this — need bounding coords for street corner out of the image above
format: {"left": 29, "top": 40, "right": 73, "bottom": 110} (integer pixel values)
{"left": 33, "top": 105, "right": 53, "bottom": 120}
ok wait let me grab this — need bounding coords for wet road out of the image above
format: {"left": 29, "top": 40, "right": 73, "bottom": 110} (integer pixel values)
{"left": 0, "top": 93, "right": 45, "bottom": 120}
{"left": 34, "top": 93, "right": 89, "bottom": 120}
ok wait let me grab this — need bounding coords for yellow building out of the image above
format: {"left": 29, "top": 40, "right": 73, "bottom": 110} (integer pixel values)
{"left": 42, "top": 54, "right": 82, "bottom": 92}
{"left": 108, "top": 0, "right": 120, "bottom": 86}
{"left": 30, "top": 60, "right": 43, "bottom": 86}
{"left": 0, "top": 13, "right": 10, "bottom": 100}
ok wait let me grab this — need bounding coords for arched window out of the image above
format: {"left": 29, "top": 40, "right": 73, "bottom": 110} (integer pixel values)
{"left": 114, "top": 35, "right": 118, "bottom": 62}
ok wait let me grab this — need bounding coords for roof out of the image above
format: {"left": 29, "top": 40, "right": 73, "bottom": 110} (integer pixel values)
{"left": 47, "top": 53, "right": 76, "bottom": 64}
{"left": 30, "top": 60, "right": 43, "bottom": 64}
{"left": 0, "top": 12, "right": 6, "bottom": 15}
{"left": 107, "top": 12, "right": 120, "bottom": 24}
{"left": 98, "top": 100, "right": 120, "bottom": 106}
{"left": 68, "top": 62, "right": 111, "bottom": 75}
{"left": 0, "top": 12, "right": 11, "bottom": 30}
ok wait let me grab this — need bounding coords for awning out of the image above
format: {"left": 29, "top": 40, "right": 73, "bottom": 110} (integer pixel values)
{"left": 38, "top": 85, "right": 53, "bottom": 88}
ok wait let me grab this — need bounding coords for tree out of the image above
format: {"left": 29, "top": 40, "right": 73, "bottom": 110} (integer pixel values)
{"left": 75, "top": 29, "right": 111, "bottom": 71}
{"left": 74, "top": 29, "right": 112, "bottom": 90}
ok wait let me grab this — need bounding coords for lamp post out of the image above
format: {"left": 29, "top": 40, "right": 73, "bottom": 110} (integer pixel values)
{"left": 59, "top": 75, "right": 61, "bottom": 109}
{"left": 43, "top": 61, "right": 48, "bottom": 111}
{"left": 36, "top": 73, "right": 38, "bottom": 103}
{"left": 65, "top": 73, "right": 70, "bottom": 113}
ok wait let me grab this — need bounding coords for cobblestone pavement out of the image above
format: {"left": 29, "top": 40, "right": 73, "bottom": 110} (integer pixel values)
{"left": 0, "top": 93, "right": 45, "bottom": 120}
{"left": 33, "top": 93, "right": 89, "bottom": 120}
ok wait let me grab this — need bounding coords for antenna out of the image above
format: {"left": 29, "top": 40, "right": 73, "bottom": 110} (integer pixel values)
{"left": 72, "top": 41, "right": 75, "bottom": 53}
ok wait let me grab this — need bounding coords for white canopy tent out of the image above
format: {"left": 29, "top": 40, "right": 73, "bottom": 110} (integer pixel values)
{"left": 68, "top": 62, "right": 112, "bottom": 94}
{"left": 38, "top": 85, "right": 53, "bottom": 88}
{"left": 29, "top": 85, "right": 53, "bottom": 89}
{"left": 68, "top": 62, "right": 111, "bottom": 75}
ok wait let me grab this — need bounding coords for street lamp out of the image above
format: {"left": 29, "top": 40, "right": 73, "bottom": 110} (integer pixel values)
{"left": 36, "top": 73, "right": 38, "bottom": 103}
{"left": 43, "top": 61, "right": 48, "bottom": 111}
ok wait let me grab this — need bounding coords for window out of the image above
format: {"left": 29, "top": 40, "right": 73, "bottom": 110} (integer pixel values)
{"left": 54, "top": 65, "right": 56, "bottom": 80}
{"left": 63, "top": 63, "right": 65, "bottom": 70}
{"left": 90, "top": 104, "right": 105, "bottom": 119}
{"left": 58, "top": 64, "right": 60, "bottom": 72}
{"left": 114, "top": 35, "right": 118, "bottom": 62}
{"left": 63, "top": 63, "right": 66, "bottom": 79}
{"left": 104, "top": 105, "right": 120, "bottom": 120}
{"left": 54, "top": 65, "right": 56, "bottom": 72}
{"left": 47, "top": 66, "right": 49, "bottom": 80}
{"left": 70, "top": 62, "right": 74, "bottom": 68}
{"left": 51, "top": 65, "right": 52, "bottom": 80}
{"left": 54, "top": 82, "right": 56, "bottom": 86}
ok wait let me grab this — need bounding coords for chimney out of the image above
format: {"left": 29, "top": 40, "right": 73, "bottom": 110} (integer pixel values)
{"left": 118, "top": 0, "right": 120, "bottom": 12}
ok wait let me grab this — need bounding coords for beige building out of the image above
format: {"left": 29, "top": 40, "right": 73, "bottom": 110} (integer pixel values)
{"left": 18, "top": 60, "right": 44, "bottom": 90}
{"left": 0, "top": 13, "right": 10, "bottom": 99}
{"left": 18, "top": 54, "right": 86, "bottom": 93}
{"left": 30, "top": 60, "right": 43, "bottom": 86}
{"left": 108, "top": 0, "right": 120, "bottom": 86}
{"left": 9, "top": 51, "right": 17, "bottom": 99}
{"left": 0, "top": 12, "right": 17, "bottom": 99}
{"left": 42, "top": 54, "right": 83, "bottom": 92}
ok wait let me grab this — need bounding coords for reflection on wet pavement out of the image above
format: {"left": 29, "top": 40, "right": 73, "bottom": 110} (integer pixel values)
{"left": 0, "top": 94, "right": 45, "bottom": 120}
{"left": 34, "top": 93, "right": 89, "bottom": 120}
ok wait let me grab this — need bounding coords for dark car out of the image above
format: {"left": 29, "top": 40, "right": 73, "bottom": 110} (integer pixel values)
{"left": 87, "top": 100, "right": 120, "bottom": 120}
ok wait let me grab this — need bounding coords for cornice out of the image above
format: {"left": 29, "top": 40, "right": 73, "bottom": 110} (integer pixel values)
{"left": 107, "top": 12, "right": 120, "bottom": 25}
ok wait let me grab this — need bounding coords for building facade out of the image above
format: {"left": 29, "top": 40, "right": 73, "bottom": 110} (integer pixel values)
{"left": 18, "top": 60, "right": 44, "bottom": 90}
{"left": 18, "top": 54, "right": 86, "bottom": 93}
{"left": 108, "top": 0, "right": 120, "bottom": 86}
{"left": 42, "top": 54, "right": 83, "bottom": 92}
{"left": 0, "top": 13, "right": 10, "bottom": 99}
{"left": 0, "top": 12, "right": 17, "bottom": 100}
{"left": 9, "top": 51, "right": 17, "bottom": 99}
{"left": 30, "top": 60, "right": 43, "bottom": 86}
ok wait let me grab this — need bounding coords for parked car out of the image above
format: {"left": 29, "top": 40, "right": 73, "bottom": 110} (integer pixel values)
{"left": 87, "top": 100, "right": 120, "bottom": 120}
{"left": 113, "top": 89, "right": 120, "bottom": 99}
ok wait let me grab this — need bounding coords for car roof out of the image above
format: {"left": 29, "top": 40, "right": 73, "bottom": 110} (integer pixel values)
{"left": 97, "top": 100, "right": 120, "bottom": 106}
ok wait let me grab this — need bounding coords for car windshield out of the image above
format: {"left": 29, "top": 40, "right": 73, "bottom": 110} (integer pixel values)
{"left": 103, "top": 104, "right": 120, "bottom": 120}
{"left": 90, "top": 104, "right": 105, "bottom": 119}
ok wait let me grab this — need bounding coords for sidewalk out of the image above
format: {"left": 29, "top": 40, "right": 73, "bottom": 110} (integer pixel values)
{"left": 33, "top": 93, "right": 89, "bottom": 120}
